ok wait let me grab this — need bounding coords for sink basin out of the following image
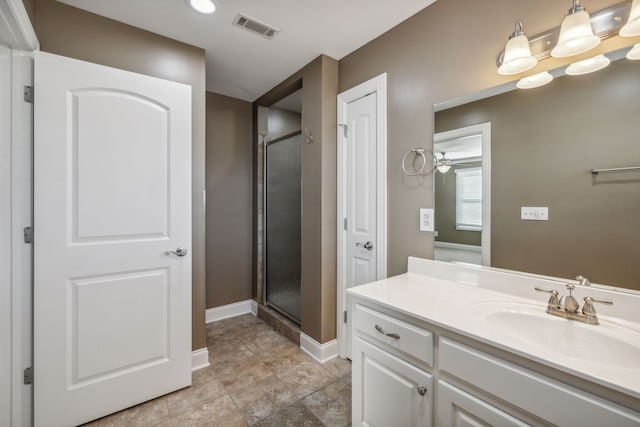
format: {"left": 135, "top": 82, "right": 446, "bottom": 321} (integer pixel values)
{"left": 479, "top": 303, "right": 640, "bottom": 369}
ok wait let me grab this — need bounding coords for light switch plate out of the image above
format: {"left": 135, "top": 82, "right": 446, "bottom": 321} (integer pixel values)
{"left": 521, "top": 207, "right": 549, "bottom": 221}
{"left": 420, "top": 208, "right": 434, "bottom": 231}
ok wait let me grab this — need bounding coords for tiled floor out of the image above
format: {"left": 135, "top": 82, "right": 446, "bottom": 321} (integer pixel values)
{"left": 85, "top": 314, "right": 352, "bottom": 426}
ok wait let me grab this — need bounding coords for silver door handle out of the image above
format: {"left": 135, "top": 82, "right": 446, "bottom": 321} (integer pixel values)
{"left": 165, "top": 246, "right": 188, "bottom": 257}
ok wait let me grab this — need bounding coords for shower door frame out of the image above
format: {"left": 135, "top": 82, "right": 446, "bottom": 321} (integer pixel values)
{"left": 263, "top": 130, "right": 303, "bottom": 325}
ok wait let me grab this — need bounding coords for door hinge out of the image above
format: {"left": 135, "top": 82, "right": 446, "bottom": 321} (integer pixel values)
{"left": 338, "top": 124, "right": 348, "bottom": 138}
{"left": 344, "top": 310, "right": 348, "bottom": 323}
{"left": 23, "top": 85, "right": 34, "bottom": 104}
{"left": 23, "top": 226, "right": 33, "bottom": 244}
{"left": 24, "top": 367, "right": 33, "bottom": 385}
{"left": 343, "top": 218, "right": 348, "bottom": 231}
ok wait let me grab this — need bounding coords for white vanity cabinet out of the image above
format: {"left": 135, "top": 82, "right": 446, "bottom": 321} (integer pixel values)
{"left": 352, "top": 303, "right": 434, "bottom": 426}
{"left": 348, "top": 258, "right": 640, "bottom": 427}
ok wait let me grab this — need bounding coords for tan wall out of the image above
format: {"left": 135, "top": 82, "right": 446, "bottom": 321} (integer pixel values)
{"left": 338, "top": 0, "right": 639, "bottom": 277}
{"left": 267, "top": 107, "right": 301, "bottom": 140}
{"left": 205, "top": 92, "right": 253, "bottom": 308}
{"left": 434, "top": 163, "right": 482, "bottom": 246}
{"left": 435, "top": 59, "right": 640, "bottom": 290}
{"left": 32, "top": 0, "right": 208, "bottom": 350}
{"left": 254, "top": 55, "right": 338, "bottom": 343}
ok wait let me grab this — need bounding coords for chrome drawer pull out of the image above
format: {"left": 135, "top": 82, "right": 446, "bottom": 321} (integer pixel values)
{"left": 417, "top": 386, "right": 428, "bottom": 396}
{"left": 375, "top": 324, "right": 400, "bottom": 339}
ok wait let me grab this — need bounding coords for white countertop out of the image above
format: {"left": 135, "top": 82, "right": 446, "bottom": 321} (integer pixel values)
{"left": 347, "top": 258, "right": 640, "bottom": 400}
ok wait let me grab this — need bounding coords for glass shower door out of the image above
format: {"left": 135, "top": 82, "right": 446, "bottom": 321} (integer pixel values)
{"left": 265, "top": 133, "right": 302, "bottom": 324}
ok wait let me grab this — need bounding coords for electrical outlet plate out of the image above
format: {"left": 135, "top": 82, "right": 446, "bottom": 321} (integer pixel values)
{"left": 420, "top": 208, "right": 434, "bottom": 231}
{"left": 521, "top": 207, "right": 549, "bottom": 221}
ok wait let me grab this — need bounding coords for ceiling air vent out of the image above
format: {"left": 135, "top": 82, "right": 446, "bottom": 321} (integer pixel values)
{"left": 233, "top": 13, "right": 280, "bottom": 40}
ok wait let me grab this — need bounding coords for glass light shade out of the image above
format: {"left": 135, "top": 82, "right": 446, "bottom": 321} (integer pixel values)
{"left": 516, "top": 71, "right": 554, "bottom": 89}
{"left": 189, "top": 0, "right": 216, "bottom": 14}
{"left": 551, "top": 10, "right": 600, "bottom": 58}
{"left": 437, "top": 163, "right": 452, "bottom": 174}
{"left": 498, "top": 35, "right": 538, "bottom": 75}
{"left": 626, "top": 43, "right": 640, "bottom": 60}
{"left": 620, "top": 0, "right": 640, "bottom": 37}
{"left": 566, "top": 54, "right": 610, "bottom": 75}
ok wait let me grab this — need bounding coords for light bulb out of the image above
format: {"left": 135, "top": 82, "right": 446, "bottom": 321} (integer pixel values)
{"left": 551, "top": 6, "right": 600, "bottom": 58}
{"left": 498, "top": 21, "right": 537, "bottom": 75}
{"left": 627, "top": 43, "right": 640, "bottom": 60}
{"left": 620, "top": 0, "right": 640, "bottom": 37}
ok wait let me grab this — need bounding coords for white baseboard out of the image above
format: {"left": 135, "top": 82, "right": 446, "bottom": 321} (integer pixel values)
{"left": 435, "top": 241, "right": 482, "bottom": 252}
{"left": 191, "top": 348, "right": 209, "bottom": 371}
{"left": 299, "top": 333, "right": 338, "bottom": 364}
{"left": 205, "top": 299, "right": 255, "bottom": 324}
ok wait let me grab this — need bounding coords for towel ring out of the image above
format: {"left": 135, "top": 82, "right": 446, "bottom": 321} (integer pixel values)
{"left": 402, "top": 148, "right": 427, "bottom": 176}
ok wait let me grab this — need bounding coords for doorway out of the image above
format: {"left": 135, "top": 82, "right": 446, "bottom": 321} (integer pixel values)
{"left": 264, "top": 90, "right": 303, "bottom": 324}
{"left": 336, "top": 73, "right": 388, "bottom": 359}
{"left": 433, "top": 123, "right": 491, "bottom": 266}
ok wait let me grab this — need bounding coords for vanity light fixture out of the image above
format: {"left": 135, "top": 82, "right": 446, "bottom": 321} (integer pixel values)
{"left": 188, "top": 0, "right": 216, "bottom": 14}
{"left": 498, "top": 20, "right": 538, "bottom": 75}
{"left": 627, "top": 43, "right": 640, "bottom": 59}
{"left": 551, "top": 0, "right": 600, "bottom": 58}
{"left": 516, "top": 71, "right": 554, "bottom": 89}
{"left": 620, "top": 0, "right": 640, "bottom": 36}
{"left": 566, "top": 54, "right": 611, "bottom": 75}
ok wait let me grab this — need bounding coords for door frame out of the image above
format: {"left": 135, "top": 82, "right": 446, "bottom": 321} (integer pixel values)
{"left": 336, "top": 73, "right": 387, "bottom": 358}
{"left": 433, "top": 122, "right": 492, "bottom": 266}
{"left": 0, "top": 1, "right": 38, "bottom": 426}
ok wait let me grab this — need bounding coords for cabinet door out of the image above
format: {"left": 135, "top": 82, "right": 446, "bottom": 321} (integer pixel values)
{"left": 437, "top": 381, "right": 529, "bottom": 427}
{"left": 353, "top": 337, "right": 432, "bottom": 426}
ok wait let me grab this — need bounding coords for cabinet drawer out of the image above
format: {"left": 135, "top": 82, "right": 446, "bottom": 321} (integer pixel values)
{"left": 354, "top": 304, "right": 433, "bottom": 366}
{"left": 439, "top": 338, "right": 640, "bottom": 426}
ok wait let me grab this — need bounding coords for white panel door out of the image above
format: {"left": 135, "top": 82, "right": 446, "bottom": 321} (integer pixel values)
{"left": 345, "top": 92, "right": 377, "bottom": 358}
{"left": 33, "top": 51, "right": 192, "bottom": 427}
{"left": 346, "top": 93, "right": 377, "bottom": 288}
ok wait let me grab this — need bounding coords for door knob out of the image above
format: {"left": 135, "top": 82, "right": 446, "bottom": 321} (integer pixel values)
{"left": 363, "top": 241, "right": 374, "bottom": 251}
{"left": 165, "top": 246, "right": 188, "bottom": 257}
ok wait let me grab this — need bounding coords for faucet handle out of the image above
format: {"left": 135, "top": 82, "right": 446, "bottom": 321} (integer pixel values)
{"left": 534, "top": 287, "right": 560, "bottom": 307}
{"left": 576, "top": 275, "right": 591, "bottom": 286}
{"left": 582, "top": 296, "right": 613, "bottom": 316}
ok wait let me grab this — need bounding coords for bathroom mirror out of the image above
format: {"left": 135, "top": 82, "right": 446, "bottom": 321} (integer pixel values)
{"left": 433, "top": 46, "right": 640, "bottom": 292}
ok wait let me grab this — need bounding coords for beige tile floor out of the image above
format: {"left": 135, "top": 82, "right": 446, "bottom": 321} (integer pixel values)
{"left": 84, "top": 314, "right": 352, "bottom": 426}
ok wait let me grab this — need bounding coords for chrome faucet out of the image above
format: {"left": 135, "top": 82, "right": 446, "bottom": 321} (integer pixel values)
{"left": 535, "top": 284, "right": 613, "bottom": 325}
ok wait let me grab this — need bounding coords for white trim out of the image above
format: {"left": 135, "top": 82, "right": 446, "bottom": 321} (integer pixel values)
{"left": 9, "top": 51, "right": 33, "bottom": 427}
{"left": 299, "top": 333, "right": 338, "bottom": 364}
{"left": 0, "top": 0, "right": 39, "bottom": 51}
{"left": 191, "top": 348, "right": 209, "bottom": 371}
{"left": 336, "top": 73, "right": 388, "bottom": 359}
{"left": 205, "top": 299, "right": 255, "bottom": 323}
{"left": 435, "top": 241, "right": 482, "bottom": 252}
{"left": 250, "top": 299, "right": 258, "bottom": 315}
{"left": 434, "top": 122, "right": 491, "bottom": 267}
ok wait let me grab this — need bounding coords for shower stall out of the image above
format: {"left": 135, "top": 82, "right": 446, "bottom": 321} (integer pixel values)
{"left": 265, "top": 131, "right": 302, "bottom": 324}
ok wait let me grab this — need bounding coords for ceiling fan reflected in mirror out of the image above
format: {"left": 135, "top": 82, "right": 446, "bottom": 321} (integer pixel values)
{"left": 436, "top": 152, "right": 452, "bottom": 174}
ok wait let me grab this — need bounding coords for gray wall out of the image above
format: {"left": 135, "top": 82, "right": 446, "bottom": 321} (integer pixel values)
{"left": 338, "top": 0, "right": 637, "bottom": 277}
{"left": 435, "top": 59, "right": 640, "bottom": 290}
{"left": 434, "top": 163, "right": 482, "bottom": 246}
{"left": 206, "top": 92, "right": 253, "bottom": 308}
{"left": 32, "top": 0, "right": 208, "bottom": 350}
{"left": 254, "top": 55, "right": 339, "bottom": 344}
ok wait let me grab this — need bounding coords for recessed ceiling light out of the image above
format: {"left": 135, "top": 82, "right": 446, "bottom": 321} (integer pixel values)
{"left": 189, "top": 0, "right": 216, "bottom": 14}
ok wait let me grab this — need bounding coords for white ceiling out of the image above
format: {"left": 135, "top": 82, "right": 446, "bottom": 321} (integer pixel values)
{"left": 55, "top": 0, "right": 437, "bottom": 102}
